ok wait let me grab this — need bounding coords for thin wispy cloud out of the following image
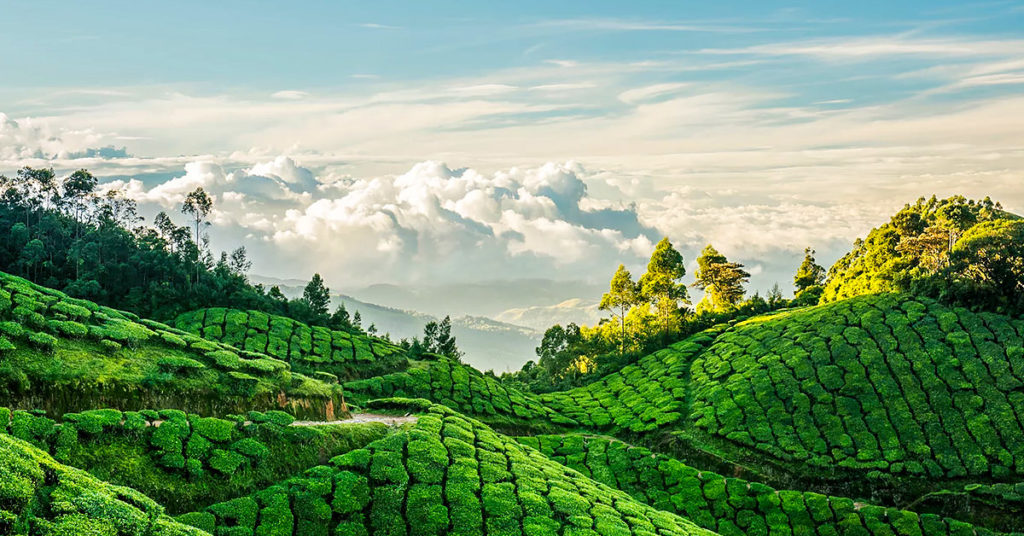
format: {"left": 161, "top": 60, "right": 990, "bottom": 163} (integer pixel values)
{"left": 532, "top": 17, "right": 762, "bottom": 34}
{"left": 359, "top": 22, "right": 402, "bottom": 30}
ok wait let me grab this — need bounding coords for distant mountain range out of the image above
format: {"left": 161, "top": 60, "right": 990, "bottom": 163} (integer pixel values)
{"left": 250, "top": 275, "right": 596, "bottom": 371}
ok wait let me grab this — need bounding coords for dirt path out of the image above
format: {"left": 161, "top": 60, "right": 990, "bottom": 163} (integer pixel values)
{"left": 292, "top": 413, "right": 418, "bottom": 427}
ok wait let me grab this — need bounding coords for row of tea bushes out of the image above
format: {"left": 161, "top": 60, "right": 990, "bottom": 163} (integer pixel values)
{"left": 344, "top": 358, "right": 577, "bottom": 430}
{"left": 690, "top": 294, "right": 1024, "bottom": 479}
{"left": 177, "top": 401, "right": 715, "bottom": 536}
{"left": 521, "top": 434, "right": 1008, "bottom": 536}
{"left": 0, "top": 271, "right": 346, "bottom": 420}
{"left": 174, "top": 308, "right": 408, "bottom": 380}
{"left": 0, "top": 432, "right": 207, "bottom": 535}
{"left": 539, "top": 330, "right": 724, "bottom": 435}
{"left": 0, "top": 407, "right": 389, "bottom": 514}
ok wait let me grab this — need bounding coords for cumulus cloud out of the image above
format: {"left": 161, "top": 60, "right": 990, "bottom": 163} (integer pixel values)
{"left": 269, "top": 161, "right": 657, "bottom": 283}
{"left": 0, "top": 113, "right": 127, "bottom": 161}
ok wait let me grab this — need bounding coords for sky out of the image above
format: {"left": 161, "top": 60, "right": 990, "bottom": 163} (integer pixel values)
{"left": 2, "top": 1, "right": 1024, "bottom": 320}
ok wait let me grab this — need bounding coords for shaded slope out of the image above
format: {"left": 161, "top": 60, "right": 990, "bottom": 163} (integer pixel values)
{"left": 175, "top": 307, "right": 408, "bottom": 380}
{"left": 0, "top": 407, "right": 389, "bottom": 514}
{"left": 539, "top": 329, "right": 725, "bottom": 435}
{"left": 177, "top": 401, "right": 718, "bottom": 536}
{"left": 0, "top": 433, "right": 208, "bottom": 535}
{"left": 521, "top": 434, "right": 1015, "bottom": 534}
{"left": 344, "top": 357, "right": 577, "bottom": 430}
{"left": 0, "top": 271, "right": 345, "bottom": 420}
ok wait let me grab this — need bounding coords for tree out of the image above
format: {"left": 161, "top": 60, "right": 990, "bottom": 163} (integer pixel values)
{"left": 693, "top": 244, "right": 750, "bottom": 311}
{"left": 419, "top": 315, "right": 463, "bottom": 361}
{"left": 302, "top": 273, "right": 331, "bottom": 319}
{"left": 331, "top": 303, "right": 352, "bottom": 330}
{"left": 793, "top": 247, "right": 826, "bottom": 294}
{"left": 638, "top": 237, "right": 689, "bottom": 332}
{"left": 767, "top": 283, "right": 785, "bottom": 308}
{"left": 599, "top": 264, "right": 639, "bottom": 355}
{"left": 229, "top": 246, "right": 252, "bottom": 275}
{"left": 352, "top": 311, "right": 362, "bottom": 329}
{"left": 433, "top": 315, "right": 462, "bottom": 361}
{"left": 536, "top": 323, "right": 582, "bottom": 378}
{"left": 181, "top": 187, "right": 213, "bottom": 246}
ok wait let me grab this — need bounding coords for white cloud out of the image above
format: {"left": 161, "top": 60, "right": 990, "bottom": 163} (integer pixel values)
{"left": 271, "top": 90, "right": 309, "bottom": 100}
{"left": 700, "top": 36, "right": 1024, "bottom": 60}
{"left": 618, "top": 83, "right": 690, "bottom": 104}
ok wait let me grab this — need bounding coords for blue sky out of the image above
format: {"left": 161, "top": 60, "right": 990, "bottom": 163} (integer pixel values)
{"left": 1, "top": 1, "right": 1023, "bottom": 319}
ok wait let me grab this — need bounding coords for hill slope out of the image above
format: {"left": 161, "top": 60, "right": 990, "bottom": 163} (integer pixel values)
{"left": 174, "top": 307, "right": 408, "bottom": 381}
{"left": 0, "top": 406, "right": 388, "bottom": 514}
{"left": 521, "top": 434, "right": 1012, "bottom": 534}
{"left": 0, "top": 271, "right": 345, "bottom": 420}
{"left": 0, "top": 432, "right": 207, "bottom": 535}
{"left": 540, "top": 294, "right": 1024, "bottom": 480}
{"left": 177, "top": 401, "right": 718, "bottom": 536}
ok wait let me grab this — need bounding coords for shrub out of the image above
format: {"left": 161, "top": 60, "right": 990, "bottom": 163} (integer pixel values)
{"left": 157, "top": 356, "right": 206, "bottom": 373}
{"left": 0, "top": 336, "right": 15, "bottom": 355}
{"left": 208, "top": 449, "right": 247, "bottom": 475}
{"left": 27, "top": 331, "right": 57, "bottom": 352}
{"left": 99, "top": 339, "right": 122, "bottom": 354}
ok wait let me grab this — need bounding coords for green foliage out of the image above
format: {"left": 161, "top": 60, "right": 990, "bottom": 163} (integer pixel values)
{"left": 693, "top": 244, "right": 750, "bottom": 312}
{"left": 0, "top": 271, "right": 344, "bottom": 421}
{"left": 824, "top": 195, "right": 1021, "bottom": 314}
{"left": 0, "top": 433, "right": 208, "bottom": 535}
{"left": 345, "top": 358, "right": 576, "bottom": 429}
{"left": 527, "top": 433, "right": 992, "bottom": 536}
{"left": 175, "top": 306, "right": 407, "bottom": 381}
{"left": 181, "top": 403, "right": 711, "bottom": 536}
{"left": 0, "top": 406, "right": 390, "bottom": 515}
{"left": 689, "top": 293, "right": 1024, "bottom": 479}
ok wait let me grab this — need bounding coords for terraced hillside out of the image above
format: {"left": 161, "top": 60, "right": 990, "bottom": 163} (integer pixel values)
{"left": 0, "top": 407, "right": 388, "bottom": 513}
{"left": 689, "top": 293, "right": 1024, "bottom": 480}
{"left": 0, "top": 271, "right": 345, "bottom": 420}
{"left": 0, "top": 432, "right": 206, "bottom": 535}
{"left": 344, "top": 357, "right": 577, "bottom": 430}
{"left": 175, "top": 307, "right": 408, "bottom": 380}
{"left": 539, "top": 329, "right": 725, "bottom": 435}
{"left": 538, "top": 294, "right": 1024, "bottom": 486}
{"left": 176, "top": 400, "right": 717, "bottom": 536}
{"left": 522, "top": 434, "right": 1014, "bottom": 534}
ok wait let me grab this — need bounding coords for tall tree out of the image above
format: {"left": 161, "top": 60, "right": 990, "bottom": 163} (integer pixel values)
{"left": 302, "top": 273, "right": 331, "bottom": 319}
{"left": 181, "top": 187, "right": 213, "bottom": 247}
{"left": 693, "top": 244, "right": 750, "bottom": 311}
{"left": 599, "top": 264, "right": 639, "bottom": 355}
{"left": 793, "top": 247, "right": 826, "bottom": 294}
{"left": 638, "top": 237, "right": 689, "bottom": 331}
{"left": 433, "top": 315, "right": 462, "bottom": 362}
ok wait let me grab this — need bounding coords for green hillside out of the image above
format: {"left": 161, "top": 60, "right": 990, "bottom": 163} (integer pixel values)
{"left": 176, "top": 400, "right": 717, "bottom": 536}
{"left": 174, "top": 307, "right": 408, "bottom": 380}
{"left": 0, "top": 406, "right": 388, "bottom": 514}
{"left": 823, "top": 196, "right": 1022, "bottom": 314}
{"left": 689, "top": 293, "right": 1024, "bottom": 480}
{"left": 0, "top": 432, "right": 207, "bottom": 535}
{"left": 520, "top": 434, "right": 1012, "bottom": 534}
{"left": 0, "top": 272, "right": 346, "bottom": 420}
{"left": 344, "top": 357, "right": 577, "bottom": 430}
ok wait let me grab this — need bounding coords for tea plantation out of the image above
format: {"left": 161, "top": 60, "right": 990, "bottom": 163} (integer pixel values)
{"left": 2, "top": 270, "right": 1024, "bottom": 533}
{"left": 176, "top": 401, "right": 717, "bottom": 536}
{"left": 522, "top": 433, "right": 1014, "bottom": 534}
{"left": 175, "top": 308, "right": 408, "bottom": 380}
{"left": 344, "top": 358, "right": 577, "bottom": 430}
{"left": 689, "top": 293, "right": 1024, "bottom": 479}
{"left": 0, "top": 407, "right": 389, "bottom": 514}
{"left": 0, "top": 271, "right": 346, "bottom": 420}
{"left": 0, "top": 432, "right": 206, "bottom": 535}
